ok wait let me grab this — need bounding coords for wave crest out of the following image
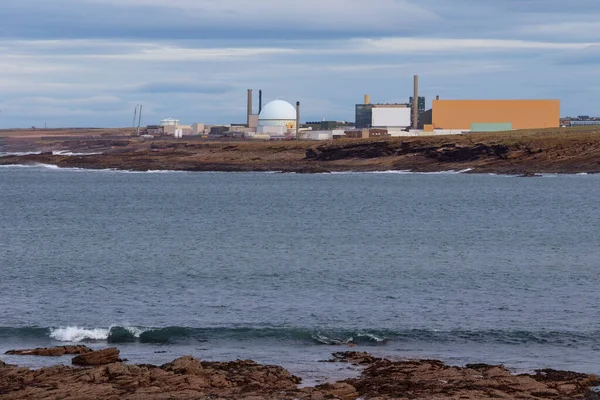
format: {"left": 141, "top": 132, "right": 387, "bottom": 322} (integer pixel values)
{"left": 1, "top": 326, "right": 598, "bottom": 347}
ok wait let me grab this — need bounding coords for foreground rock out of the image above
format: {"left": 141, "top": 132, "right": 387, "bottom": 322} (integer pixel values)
{"left": 5, "top": 345, "right": 92, "bottom": 356}
{"left": 1, "top": 352, "right": 599, "bottom": 399}
{"left": 335, "top": 352, "right": 600, "bottom": 400}
{"left": 72, "top": 348, "right": 120, "bottom": 366}
{"left": 0, "top": 355, "right": 338, "bottom": 400}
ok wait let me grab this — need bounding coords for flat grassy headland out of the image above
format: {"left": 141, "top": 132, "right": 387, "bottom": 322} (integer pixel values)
{"left": 1, "top": 126, "right": 600, "bottom": 174}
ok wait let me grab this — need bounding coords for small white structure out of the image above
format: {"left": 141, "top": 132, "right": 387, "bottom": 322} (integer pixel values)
{"left": 301, "top": 130, "right": 334, "bottom": 141}
{"left": 160, "top": 118, "right": 179, "bottom": 127}
{"left": 258, "top": 100, "right": 297, "bottom": 134}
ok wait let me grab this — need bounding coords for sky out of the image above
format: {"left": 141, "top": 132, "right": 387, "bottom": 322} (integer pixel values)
{"left": 1, "top": 0, "right": 599, "bottom": 128}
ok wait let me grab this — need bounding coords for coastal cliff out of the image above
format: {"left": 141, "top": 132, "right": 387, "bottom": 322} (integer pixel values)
{"left": 1, "top": 127, "right": 600, "bottom": 174}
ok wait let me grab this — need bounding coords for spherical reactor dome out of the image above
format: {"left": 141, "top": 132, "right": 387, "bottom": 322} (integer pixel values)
{"left": 258, "top": 100, "right": 297, "bottom": 127}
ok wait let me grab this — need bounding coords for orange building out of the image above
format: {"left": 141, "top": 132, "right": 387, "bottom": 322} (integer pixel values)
{"left": 432, "top": 100, "right": 560, "bottom": 131}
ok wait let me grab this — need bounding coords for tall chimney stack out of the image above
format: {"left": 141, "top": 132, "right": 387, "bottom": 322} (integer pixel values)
{"left": 259, "top": 90, "right": 263, "bottom": 114}
{"left": 296, "top": 101, "right": 300, "bottom": 139}
{"left": 364, "top": 94, "right": 370, "bottom": 105}
{"left": 247, "top": 89, "right": 253, "bottom": 127}
{"left": 412, "top": 75, "right": 419, "bottom": 130}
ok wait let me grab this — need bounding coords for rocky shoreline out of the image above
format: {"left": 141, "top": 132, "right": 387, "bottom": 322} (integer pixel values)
{"left": 2, "top": 127, "right": 600, "bottom": 174}
{"left": 1, "top": 347, "right": 599, "bottom": 399}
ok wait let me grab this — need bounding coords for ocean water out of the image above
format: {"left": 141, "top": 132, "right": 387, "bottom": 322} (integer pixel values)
{"left": 1, "top": 165, "right": 599, "bottom": 383}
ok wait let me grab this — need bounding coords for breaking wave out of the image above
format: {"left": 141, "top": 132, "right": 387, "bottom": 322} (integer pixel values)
{"left": 326, "top": 169, "right": 474, "bottom": 175}
{"left": 0, "top": 151, "right": 42, "bottom": 157}
{"left": 0, "top": 326, "right": 598, "bottom": 347}
{"left": 51, "top": 150, "right": 102, "bottom": 156}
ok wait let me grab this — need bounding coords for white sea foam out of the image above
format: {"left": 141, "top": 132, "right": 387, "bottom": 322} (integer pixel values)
{"left": 0, "top": 151, "right": 42, "bottom": 157}
{"left": 52, "top": 150, "right": 102, "bottom": 156}
{"left": 124, "top": 326, "right": 146, "bottom": 337}
{"left": 49, "top": 327, "right": 110, "bottom": 342}
{"left": 48, "top": 326, "right": 148, "bottom": 342}
{"left": 0, "top": 163, "right": 62, "bottom": 169}
{"left": 325, "top": 168, "right": 473, "bottom": 175}
{"left": 356, "top": 333, "right": 386, "bottom": 342}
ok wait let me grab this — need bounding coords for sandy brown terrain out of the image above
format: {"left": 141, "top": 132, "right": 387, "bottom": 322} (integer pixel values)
{"left": 1, "top": 126, "right": 600, "bottom": 174}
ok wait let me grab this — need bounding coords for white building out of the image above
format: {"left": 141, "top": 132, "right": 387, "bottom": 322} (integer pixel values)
{"left": 160, "top": 118, "right": 179, "bottom": 127}
{"left": 371, "top": 105, "right": 411, "bottom": 128}
{"left": 257, "top": 100, "right": 297, "bottom": 134}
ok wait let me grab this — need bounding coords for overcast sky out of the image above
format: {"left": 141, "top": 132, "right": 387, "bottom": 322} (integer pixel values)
{"left": 1, "top": 0, "right": 599, "bottom": 128}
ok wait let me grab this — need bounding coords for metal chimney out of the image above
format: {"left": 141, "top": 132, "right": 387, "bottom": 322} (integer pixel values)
{"left": 412, "top": 75, "right": 419, "bottom": 130}
{"left": 364, "top": 94, "right": 370, "bottom": 105}
{"left": 296, "top": 101, "right": 300, "bottom": 139}
{"left": 259, "top": 90, "right": 263, "bottom": 114}
{"left": 247, "top": 89, "right": 253, "bottom": 127}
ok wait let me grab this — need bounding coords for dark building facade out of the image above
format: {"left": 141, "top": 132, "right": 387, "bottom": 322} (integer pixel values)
{"left": 355, "top": 104, "right": 373, "bottom": 129}
{"left": 409, "top": 96, "right": 426, "bottom": 114}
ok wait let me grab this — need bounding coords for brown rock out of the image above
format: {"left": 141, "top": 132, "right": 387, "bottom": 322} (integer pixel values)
{"left": 2, "top": 352, "right": 599, "bottom": 399}
{"left": 5, "top": 345, "right": 92, "bottom": 356}
{"left": 326, "top": 351, "right": 381, "bottom": 365}
{"left": 161, "top": 356, "right": 203, "bottom": 375}
{"left": 72, "top": 348, "right": 120, "bottom": 366}
{"left": 316, "top": 382, "right": 358, "bottom": 400}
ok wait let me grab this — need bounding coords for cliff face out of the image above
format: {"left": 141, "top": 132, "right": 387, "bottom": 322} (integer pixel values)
{"left": 305, "top": 141, "right": 510, "bottom": 163}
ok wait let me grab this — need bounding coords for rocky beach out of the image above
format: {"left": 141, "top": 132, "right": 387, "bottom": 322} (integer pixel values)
{"left": 2, "top": 126, "right": 600, "bottom": 174}
{"left": 2, "top": 347, "right": 600, "bottom": 399}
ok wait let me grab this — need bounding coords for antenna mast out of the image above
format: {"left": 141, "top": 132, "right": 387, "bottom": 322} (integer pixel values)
{"left": 136, "top": 105, "right": 143, "bottom": 136}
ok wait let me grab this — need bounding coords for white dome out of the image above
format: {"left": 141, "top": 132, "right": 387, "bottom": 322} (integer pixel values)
{"left": 259, "top": 100, "right": 296, "bottom": 121}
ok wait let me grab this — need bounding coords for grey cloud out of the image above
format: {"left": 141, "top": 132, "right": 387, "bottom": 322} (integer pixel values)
{"left": 133, "top": 82, "right": 235, "bottom": 94}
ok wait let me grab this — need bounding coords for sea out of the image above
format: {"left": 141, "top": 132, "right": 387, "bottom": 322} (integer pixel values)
{"left": 1, "top": 163, "right": 599, "bottom": 384}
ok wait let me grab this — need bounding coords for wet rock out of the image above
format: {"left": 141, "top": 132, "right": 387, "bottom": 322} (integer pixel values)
{"left": 2, "top": 353, "right": 599, "bottom": 399}
{"left": 5, "top": 345, "right": 92, "bottom": 356}
{"left": 326, "top": 351, "right": 381, "bottom": 365}
{"left": 72, "top": 348, "right": 120, "bottom": 366}
{"left": 586, "top": 386, "right": 600, "bottom": 400}
{"left": 315, "top": 382, "right": 358, "bottom": 400}
{"left": 345, "top": 358, "right": 600, "bottom": 399}
{"left": 161, "top": 356, "right": 203, "bottom": 375}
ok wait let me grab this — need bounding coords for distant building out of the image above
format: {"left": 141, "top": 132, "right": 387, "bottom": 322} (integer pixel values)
{"left": 409, "top": 96, "right": 426, "bottom": 126}
{"left": 344, "top": 128, "right": 390, "bottom": 139}
{"left": 430, "top": 99, "right": 560, "bottom": 131}
{"left": 409, "top": 96, "right": 426, "bottom": 114}
{"left": 146, "top": 125, "right": 164, "bottom": 135}
{"left": 567, "top": 116, "right": 600, "bottom": 126}
{"left": 355, "top": 103, "right": 411, "bottom": 129}
{"left": 355, "top": 104, "right": 374, "bottom": 129}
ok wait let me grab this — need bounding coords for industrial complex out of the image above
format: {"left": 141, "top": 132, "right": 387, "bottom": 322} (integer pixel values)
{"left": 137, "top": 75, "right": 593, "bottom": 141}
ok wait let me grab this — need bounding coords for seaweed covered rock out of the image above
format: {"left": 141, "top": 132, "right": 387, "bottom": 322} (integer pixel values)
{"left": 5, "top": 345, "right": 92, "bottom": 356}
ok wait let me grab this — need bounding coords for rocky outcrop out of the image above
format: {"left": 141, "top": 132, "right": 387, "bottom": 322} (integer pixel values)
{"left": 1, "top": 353, "right": 599, "bottom": 399}
{"left": 0, "top": 355, "right": 311, "bottom": 399}
{"left": 72, "top": 348, "right": 120, "bottom": 366}
{"left": 5, "top": 345, "right": 92, "bottom": 356}
{"left": 325, "top": 351, "right": 381, "bottom": 365}
{"left": 305, "top": 140, "right": 510, "bottom": 163}
{"left": 345, "top": 358, "right": 600, "bottom": 399}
